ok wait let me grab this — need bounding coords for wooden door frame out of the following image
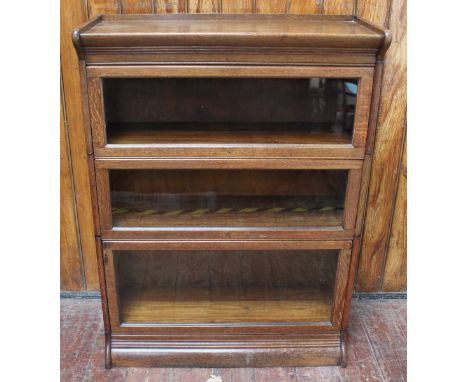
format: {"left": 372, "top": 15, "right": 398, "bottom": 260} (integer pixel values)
{"left": 102, "top": 239, "right": 352, "bottom": 335}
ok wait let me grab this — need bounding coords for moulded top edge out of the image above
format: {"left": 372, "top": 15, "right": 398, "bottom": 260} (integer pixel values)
{"left": 72, "top": 14, "right": 389, "bottom": 57}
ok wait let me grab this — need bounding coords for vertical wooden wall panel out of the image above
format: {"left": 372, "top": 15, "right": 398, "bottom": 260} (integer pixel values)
{"left": 255, "top": 0, "right": 288, "bottom": 13}
{"left": 357, "top": 0, "right": 407, "bottom": 291}
{"left": 188, "top": 0, "right": 220, "bottom": 13}
{"left": 61, "top": 82, "right": 85, "bottom": 291}
{"left": 288, "top": 0, "right": 322, "bottom": 14}
{"left": 156, "top": 0, "right": 187, "bottom": 13}
{"left": 322, "top": 0, "right": 353, "bottom": 15}
{"left": 355, "top": 0, "right": 390, "bottom": 26}
{"left": 61, "top": 0, "right": 100, "bottom": 290}
{"left": 383, "top": 137, "right": 407, "bottom": 291}
{"left": 222, "top": 0, "right": 253, "bottom": 13}
{"left": 87, "top": 0, "right": 121, "bottom": 17}
{"left": 121, "top": 0, "right": 154, "bottom": 13}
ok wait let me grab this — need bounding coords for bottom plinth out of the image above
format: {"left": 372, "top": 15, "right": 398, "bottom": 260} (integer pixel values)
{"left": 106, "top": 332, "right": 347, "bottom": 368}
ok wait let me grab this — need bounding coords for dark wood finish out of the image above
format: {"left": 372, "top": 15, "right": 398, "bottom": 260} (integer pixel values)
{"left": 72, "top": 13, "right": 390, "bottom": 367}
{"left": 110, "top": 335, "right": 342, "bottom": 367}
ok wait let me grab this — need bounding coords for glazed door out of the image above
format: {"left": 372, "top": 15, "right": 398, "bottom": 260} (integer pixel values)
{"left": 94, "top": 159, "right": 362, "bottom": 240}
{"left": 103, "top": 240, "right": 352, "bottom": 334}
{"left": 87, "top": 66, "right": 373, "bottom": 159}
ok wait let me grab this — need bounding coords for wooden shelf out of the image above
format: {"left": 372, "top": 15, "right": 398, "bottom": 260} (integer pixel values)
{"left": 109, "top": 170, "right": 347, "bottom": 228}
{"left": 120, "top": 294, "right": 333, "bottom": 324}
{"left": 117, "top": 250, "right": 337, "bottom": 324}
{"left": 112, "top": 207, "right": 343, "bottom": 228}
{"left": 106, "top": 123, "right": 352, "bottom": 145}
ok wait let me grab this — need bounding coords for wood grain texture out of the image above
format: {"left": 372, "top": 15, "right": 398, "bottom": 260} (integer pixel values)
{"left": 222, "top": 0, "right": 254, "bottom": 13}
{"left": 155, "top": 0, "right": 186, "bottom": 13}
{"left": 61, "top": 0, "right": 99, "bottom": 290}
{"left": 60, "top": 82, "right": 84, "bottom": 291}
{"left": 255, "top": 0, "right": 288, "bottom": 13}
{"left": 94, "top": 238, "right": 112, "bottom": 369}
{"left": 61, "top": 0, "right": 406, "bottom": 294}
{"left": 87, "top": 77, "right": 106, "bottom": 148}
{"left": 188, "top": 0, "right": 220, "bottom": 13}
{"left": 383, "top": 136, "right": 406, "bottom": 291}
{"left": 330, "top": 247, "right": 351, "bottom": 326}
{"left": 121, "top": 0, "right": 153, "bottom": 13}
{"left": 356, "top": 0, "right": 390, "bottom": 26}
{"left": 87, "top": 66, "right": 374, "bottom": 79}
{"left": 322, "top": 0, "right": 353, "bottom": 15}
{"left": 343, "top": 168, "right": 362, "bottom": 229}
{"left": 288, "top": 0, "right": 322, "bottom": 14}
{"left": 87, "top": 0, "right": 120, "bottom": 17}
{"left": 357, "top": 0, "right": 406, "bottom": 291}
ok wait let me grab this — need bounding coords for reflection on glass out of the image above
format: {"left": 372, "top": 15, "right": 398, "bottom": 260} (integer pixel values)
{"left": 103, "top": 78, "right": 358, "bottom": 145}
{"left": 109, "top": 170, "right": 348, "bottom": 228}
{"left": 114, "top": 250, "right": 339, "bottom": 324}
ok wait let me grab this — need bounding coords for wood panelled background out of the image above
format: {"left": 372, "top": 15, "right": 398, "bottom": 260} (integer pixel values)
{"left": 60, "top": 0, "right": 407, "bottom": 292}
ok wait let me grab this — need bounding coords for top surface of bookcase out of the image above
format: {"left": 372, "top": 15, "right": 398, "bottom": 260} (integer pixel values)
{"left": 73, "top": 14, "right": 389, "bottom": 60}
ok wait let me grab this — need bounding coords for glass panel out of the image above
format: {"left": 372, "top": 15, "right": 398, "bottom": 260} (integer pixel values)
{"left": 114, "top": 250, "right": 339, "bottom": 324}
{"left": 109, "top": 170, "right": 348, "bottom": 228}
{"left": 103, "top": 78, "right": 358, "bottom": 145}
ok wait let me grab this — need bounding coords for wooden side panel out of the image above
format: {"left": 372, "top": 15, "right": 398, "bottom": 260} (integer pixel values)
{"left": 87, "top": 0, "right": 121, "bottom": 17}
{"left": 255, "top": 0, "right": 288, "bottom": 13}
{"left": 288, "top": 0, "right": 322, "bottom": 14}
{"left": 343, "top": 168, "right": 362, "bottom": 230}
{"left": 331, "top": 246, "right": 352, "bottom": 326}
{"left": 356, "top": 0, "right": 390, "bottom": 26}
{"left": 60, "top": 83, "right": 84, "bottom": 291}
{"left": 222, "top": 0, "right": 254, "bottom": 13}
{"left": 87, "top": 78, "right": 106, "bottom": 148}
{"left": 121, "top": 0, "right": 153, "bottom": 13}
{"left": 61, "top": 0, "right": 100, "bottom": 290}
{"left": 155, "top": 0, "right": 187, "bottom": 13}
{"left": 188, "top": 0, "right": 221, "bottom": 13}
{"left": 383, "top": 137, "right": 406, "bottom": 291}
{"left": 357, "top": 0, "right": 407, "bottom": 291}
{"left": 322, "top": 0, "right": 353, "bottom": 15}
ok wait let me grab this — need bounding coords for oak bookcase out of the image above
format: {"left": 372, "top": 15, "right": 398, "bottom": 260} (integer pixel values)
{"left": 73, "top": 14, "right": 390, "bottom": 368}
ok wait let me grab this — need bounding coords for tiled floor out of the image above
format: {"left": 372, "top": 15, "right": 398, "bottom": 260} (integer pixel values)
{"left": 61, "top": 298, "right": 406, "bottom": 382}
